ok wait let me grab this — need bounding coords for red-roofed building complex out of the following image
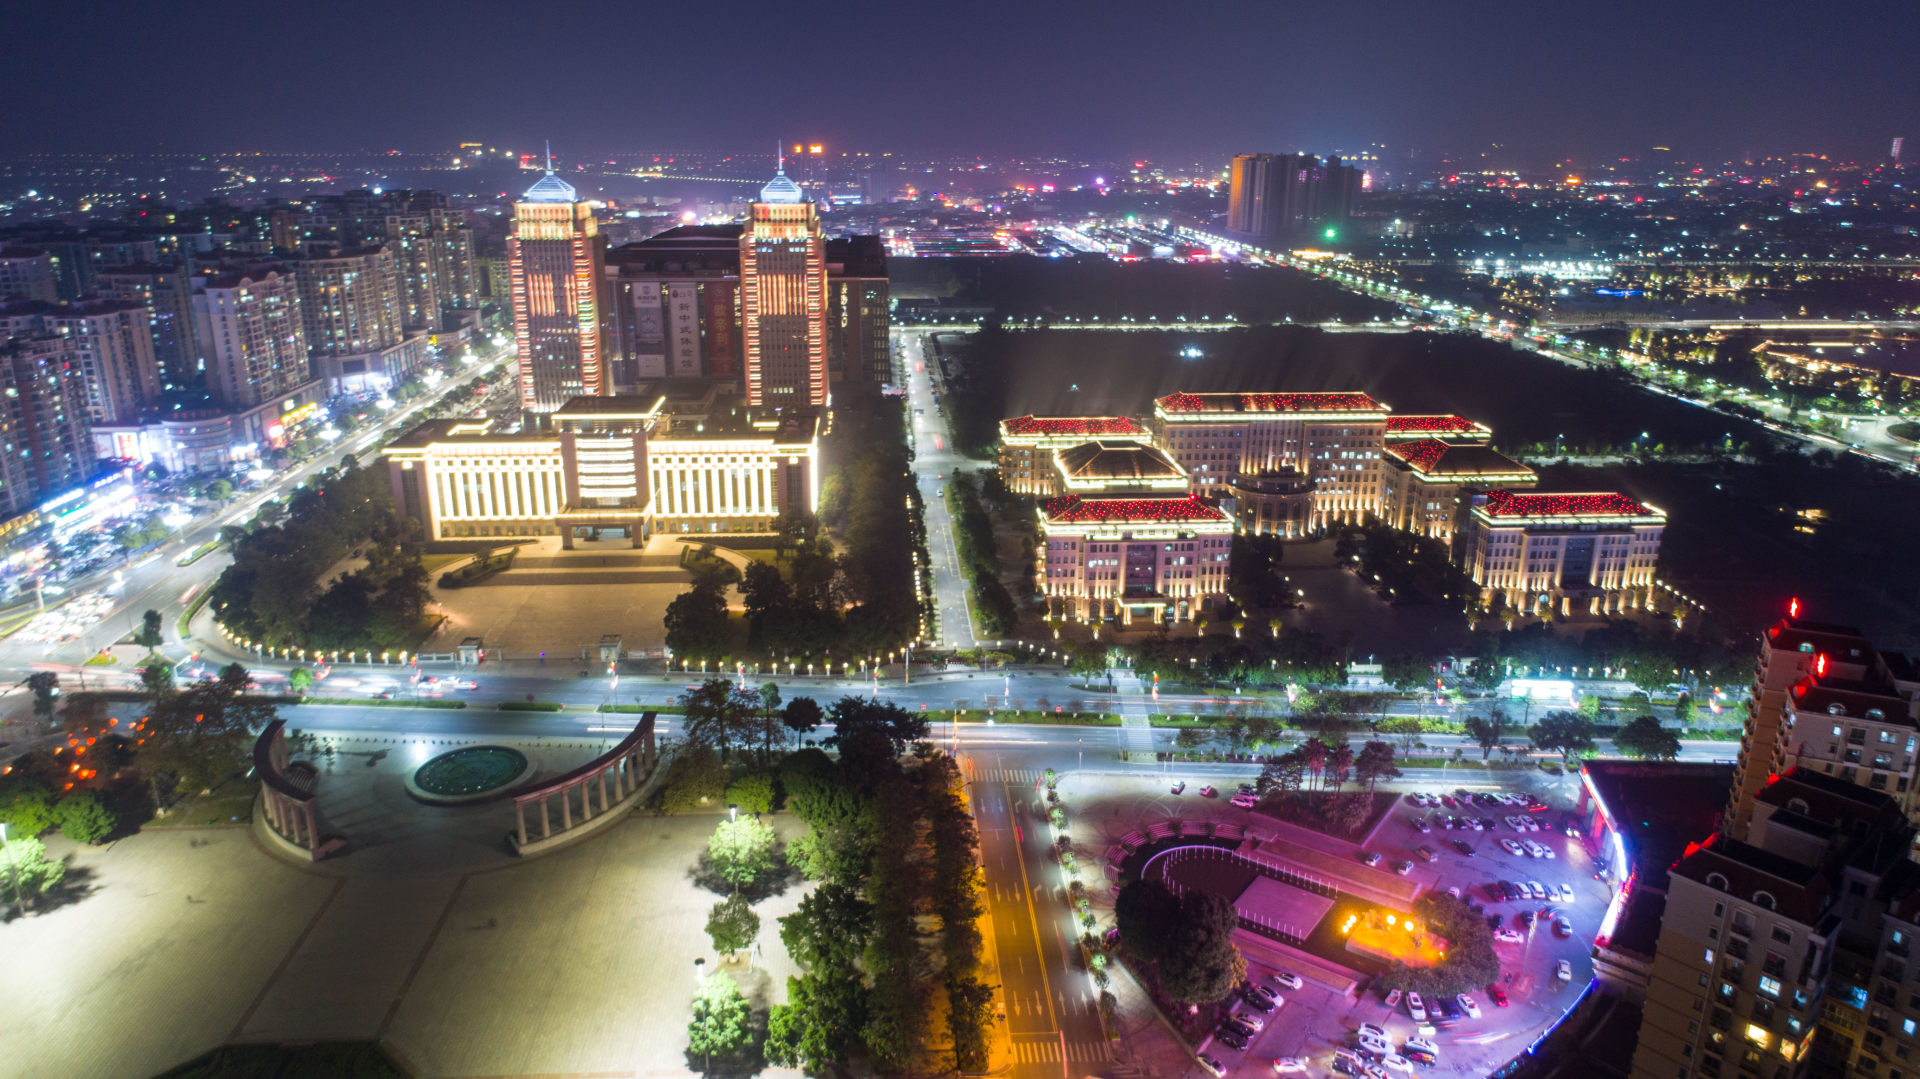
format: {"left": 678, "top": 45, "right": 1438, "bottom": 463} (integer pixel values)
{"left": 997, "top": 415, "right": 1153, "bottom": 495}
{"left": 1150, "top": 390, "right": 1389, "bottom": 529}
{"left": 1033, "top": 441, "right": 1231, "bottom": 624}
{"left": 1462, "top": 489, "right": 1666, "bottom": 615}
{"left": 1379, "top": 438, "right": 1537, "bottom": 542}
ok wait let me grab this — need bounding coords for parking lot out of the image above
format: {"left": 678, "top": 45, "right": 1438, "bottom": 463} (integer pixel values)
{"left": 1173, "top": 775, "right": 1608, "bottom": 1078}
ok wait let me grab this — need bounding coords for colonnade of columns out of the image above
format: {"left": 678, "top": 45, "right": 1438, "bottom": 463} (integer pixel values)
{"left": 255, "top": 722, "right": 322, "bottom": 856}
{"left": 513, "top": 718, "right": 657, "bottom": 851}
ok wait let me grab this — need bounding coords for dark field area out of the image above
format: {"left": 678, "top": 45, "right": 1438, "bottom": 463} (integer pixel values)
{"left": 941, "top": 325, "right": 1780, "bottom": 458}
{"left": 891, "top": 255, "right": 1397, "bottom": 323}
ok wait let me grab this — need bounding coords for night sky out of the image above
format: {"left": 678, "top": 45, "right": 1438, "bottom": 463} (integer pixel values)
{"left": 7, "top": 0, "right": 1916, "bottom": 163}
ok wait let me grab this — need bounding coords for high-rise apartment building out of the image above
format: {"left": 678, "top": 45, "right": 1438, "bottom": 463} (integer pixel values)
{"left": 0, "top": 335, "right": 96, "bottom": 515}
{"left": 93, "top": 263, "right": 200, "bottom": 390}
{"left": 1226, "top": 152, "right": 1363, "bottom": 244}
{"left": 825, "top": 235, "right": 890, "bottom": 386}
{"left": 509, "top": 166, "right": 605, "bottom": 414}
{"left": 1150, "top": 391, "right": 1388, "bottom": 527}
{"left": 740, "top": 165, "right": 827, "bottom": 408}
{"left": 1629, "top": 767, "right": 1917, "bottom": 1079}
{"left": 191, "top": 264, "right": 310, "bottom": 411}
{"left": 294, "top": 245, "right": 403, "bottom": 361}
{"left": 0, "top": 248, "right": 59, "bottom": 303}
{"left": 1, "top": 299, "right": 161, "bottom": 425}
{"left": 382, "top": 191, "right": 477, "bottom": 328}
{"left": 1724, "top": 612, "right": 1920, "bottom": 841}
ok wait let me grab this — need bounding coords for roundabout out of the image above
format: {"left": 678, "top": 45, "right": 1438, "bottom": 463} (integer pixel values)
{"left": 404, "top": 745, "right": 537, "bottom": 804}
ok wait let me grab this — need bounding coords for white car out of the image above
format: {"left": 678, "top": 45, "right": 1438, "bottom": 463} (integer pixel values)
{"left": 1456, "top": 993, "right": 1482, "bottom": 1018}
{"left": 1526, "top": 881, "right": 1548, "bottom": 900}
{"left": 1270, "top": 970, "right": 1304, "bottom": 991}
{"left": 1358, "top": 1035, "right": 1393, "bottom": 1059}
{"left": 1406, "top": 991, "right": 1427, "bottom": 1021}
{"left": 1356, "top": 1023, "right": 1389, "bottom": 1042}
{"left": 1378, "top": 1054, "right": 1416, "bottom": 1077}
{"left": 1231, "top": 791, "right": 1260, "bottom": 808}
{"left": 1499, "top": 837, "right": 1524, "bottom": 856}
{"left": 1554, "top": 883, "right": 1576, "bottom": 902}
{"left": 1555, "top": 959, "right": 1573, "bottom": 982}
{"left": 1404, "top": 1037, "right": 1440, "bottom": 1058}
{"left": 1495, "top": 928, "right": 1526, "bottom": 944}
{"left": 1199, "top": 1054, "right": 1227, "bottom": 1077}
{"left": 1272, "top": 1059, "right": 1308, "bottom": 1075}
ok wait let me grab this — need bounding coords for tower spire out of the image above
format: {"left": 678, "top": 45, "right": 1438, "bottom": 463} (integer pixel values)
{"left": 545, "top": 140, "right": 554, "bottom": 173}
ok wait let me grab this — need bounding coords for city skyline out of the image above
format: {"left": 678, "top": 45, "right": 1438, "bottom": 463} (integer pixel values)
{"left": 2, "top": 1, "right": 1916, "bottom": 164}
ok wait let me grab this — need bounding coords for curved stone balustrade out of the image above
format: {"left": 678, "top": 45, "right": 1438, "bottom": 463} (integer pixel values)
{"left": 253, "top": 719, "right": 345, "bottom": 860}
{"left": 509, "top": 712, "right": 657, "bottom": 856}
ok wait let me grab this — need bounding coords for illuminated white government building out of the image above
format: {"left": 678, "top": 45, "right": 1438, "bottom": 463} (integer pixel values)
{"left": 385, "top": 383, "right": 817, "bottom": 545}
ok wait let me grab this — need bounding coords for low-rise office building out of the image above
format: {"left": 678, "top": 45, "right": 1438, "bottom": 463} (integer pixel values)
{"left": 1461, "top": 489, "right": 1665, "bottom": 615}
{"left": 997, "top": 415, "right": 1156, "bottom": 496}
{"left": 1379, "top": 438, "right": 1537, "bottom": 543}
{"left": 384, "top": 384, "right": 818, "bottom": 544}
{"left": 1150, "top": 391, "right": 1388, "bottom": 528}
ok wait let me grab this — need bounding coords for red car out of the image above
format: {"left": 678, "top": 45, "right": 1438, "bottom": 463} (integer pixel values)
{"left": 1488, "top": 985, "right": 1510, "bottom": 1008}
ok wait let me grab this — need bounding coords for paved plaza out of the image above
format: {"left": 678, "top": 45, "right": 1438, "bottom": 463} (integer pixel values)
{"left": 0, "top": 733, "right": 812, "bottom": 1079}
{"left": 421, "top": 535, "right": 704, "bottom": 659}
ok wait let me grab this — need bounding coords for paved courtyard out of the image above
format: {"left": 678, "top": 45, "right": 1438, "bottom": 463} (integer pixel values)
{"left": 0, "top": 738, "right": 811, "bottom": 1079}
{"left": 422, "top": 535, "right": 702, "bottom": 659}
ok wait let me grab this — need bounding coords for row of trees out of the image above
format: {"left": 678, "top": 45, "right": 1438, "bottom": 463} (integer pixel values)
{"left": 1335, "top": 522, "right": 1480, "bottom": 608}
{"left": 210, "top": 459, "right": 431, "bottom": 650}
{"left": 758, "top": 700, "right": 990, "bottom": 1073}
{"left": 1456, "top": 709, "right": 1682, "bottom": 763}
{"left": 946, "top": 474, "right": 1016, "bottom": 636}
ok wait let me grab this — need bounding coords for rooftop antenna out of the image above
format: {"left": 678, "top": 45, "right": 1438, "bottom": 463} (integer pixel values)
{"left": 545, "top": 140, "right": 554, "bottom": 173}
{"left": 777, "top": 140, "right": 785, "bottom": 174}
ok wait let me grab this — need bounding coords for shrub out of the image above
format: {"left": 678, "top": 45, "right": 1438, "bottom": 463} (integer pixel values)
{"left": 56, "top": 791, "right": 117, "bottom": 844}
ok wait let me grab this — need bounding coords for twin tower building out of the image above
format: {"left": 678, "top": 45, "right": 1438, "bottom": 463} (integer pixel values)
{"left": 385, "top": 163, "right": 859, "bottom": 547}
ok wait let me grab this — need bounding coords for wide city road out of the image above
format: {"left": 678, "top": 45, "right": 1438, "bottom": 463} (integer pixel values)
{"left": 898, "top": 326, "right": 983, "bottom": 649}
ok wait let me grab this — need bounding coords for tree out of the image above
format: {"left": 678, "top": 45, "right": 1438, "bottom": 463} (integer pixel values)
{"left": 1354, "top": 740, "right": 1401, "bottom": 795}
{"left": 1067, "top": 641, "right": 1109, "bottom": 680}
{"left": 1159, "top": 889, "right": 1247, "bottom": 1005}
{"left": 1380, "top": 653, "right": 1431, "bottom": 693}
{"left": 208, "top": 479, "right": 234, "bottom": 501}
{"left": 708, "top": 816, "right": 778, "bottom": 890}
{"left": 686, "top": 971, "right": 752, "bottom": 1072}
{"left": 1576, "top": 693, "right": 1602, "bottom": 719}
{"left": 824, "top": 697, "right": 929, "bottom": 772}
{"left": 781, "top": 696, "right": 824, "bottom": 742}
{"left": 1463, "top": 710, "right": 1508, "bottom": 760}
{"left": 1114, "top": 878, "right": 1181, "bottom": 966}
{"left": 1225, "top": 532, "right": 1289, "bottom": 609}
{"left": 55, "top": 792, "right": 116, "bottom": 844}
{"left": 1381, "top": 716, "right": 1424, "bottom": 754}
{"left": 1615, "top": 714, "right": 1682, "bottom": 761}
{"left": 780, "top": 881, "right": 873, "bottom": 971}
{"left": 0, "top": 777, "right": 56, "bottom": 837}
{"left": 706, "top": 893, "right": 760, "bottom": 956}
{"left": 664, "top": 581, "right": 732, "bottom": 663}
{"left": 134, "top": 609, "right": 165, "bottom": 653}
{"left": 24, "top": 672, "right": 59, "bottom": 724}
{"left": 947, "top": 973, "right": 996, "bottom": 1072}
{"left": 1462, "top": 656, "right": 1504, "bottom": 692}
{"left": 287, "top": 667, "right": 315, "bottom": 693}
{"left": 1325, "top": 741, "right": 1354, "bottom": 792}
{"left": 1674, "top": 694, "right": 1697, "bottom": 726}
{"left": 724, "top": 773, "right": 775, "bottom": 816}
{"left": 757, "top": 682, "right": 782, "bottom": 758}
{"left": 767, "top": 972, "right": 867, "bottom": 1072}
{"left": 681, "top": 679, "right": 760, "bottom": 760}
{"left": 1531, "top": 710, "right": 1598, "bottom": 763}
{"left": 0, "top": 834, "right": 66, "bottom": 909}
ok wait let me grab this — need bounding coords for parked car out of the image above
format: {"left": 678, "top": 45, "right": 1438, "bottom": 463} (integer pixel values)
{"left": 1378, "top": 1054, "right": 1416, "bottom": 1076}
{"left": 1526, "top": 881, "right": 1548, "bottom": 900}
{"left": 1404, "top": 1037, "right": 1440, "bottom": 1060}
{"left": 1241, "top": 988, "right": 1277, "bottom": 1012}
{"left": 1413, "top": 817, "right": 1431, "bottom": 834}
{"left": 1488, "top": 985, "right": 1510, "bottom": 1007}
{"left": 1494, "top": 928, "right": 1525, "bottom": 944}
{"left": 1217, "top": 1028, "right": 1250, "bottom": 1051}
{"left": 1553, "top": 915, "right": 1573, "bottom": 938}
{"left": 1270, "top": 970, "right": 1304, "bottom": 991}
{"left": 1499, "top": 838, "right": 1524, "bottom": 856}
{"left": 1457, "top": 994, "right": 1482, "bottom": 1019}
{"left": 1221, "top": 1015, "right": 1259, "bottom": 1038}
{"left": 1356, "top": 1023, "right": 1389, "bottom": 1043}
{"left": 1453, "top": 839, "right": 1477, "bottom": 857}
{"left": 1554, "top": 883, "right": 1576, "bottom": 902}
{"left": 1556, "top": 959, "right": 1573, "bottom": 982}
{"left": 1383, "top": 989, "right": 1402, "bottom": 1008}
{"left": 1516, "top": 910, "right": 1536, "bottom": 930}
{"left": 1231, "top": 792, "right": 1260, "bottom": 808}
{"left": 1406, "top": 991, "right": 1427, "bottom": 1021}
{"left": 1273, "top": 1058, "right": 1308, "bottom": 1074}
{"left": 1200, "top": 785, "right": 1218, "bottom": 798}
{"left": 1416, "top": 845, "right": 1437, "bottom": 862}
{"left": 1393, "top": 860, "right": 1414, "bottom": 876}
{"left": 1199, "top": 1055, "right": 1226, "bottom": 1078}
{"left": 1359, "top": 851, "right": 1383, "bottom": 866}
{"left": 1171, "top": 781, "right": 1186, "bottom": 794}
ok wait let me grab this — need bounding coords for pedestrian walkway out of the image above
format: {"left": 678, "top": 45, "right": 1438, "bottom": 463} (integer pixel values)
{"left": 1118, "top": 711, "right": 1156, "bottom": 758}
{"left": 1009, "top": 1034, "right": 1110, "bottom": 1064}
{"left": 978, "top": 767, "right": 1045, "bottom": 785}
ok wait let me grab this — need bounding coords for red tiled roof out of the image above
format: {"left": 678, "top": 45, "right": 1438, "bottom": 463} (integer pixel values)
{"left": 1386, "top": 414, "right": 1483, "bottom": 433}
{"left": 1385, "top": 438, "right": 1449, "bottom": 472}
{"left": 1157, "top": 391, "right": 1382, "bottom": 413}
{"left": 1002, "top": 415, "right": 1145, "bottom": 437}
{"left": 1040, "top": 494, "right": 1227, "bottom": 523}
{"left": 1481, "top": 490, "right": 1656, "bottom": 519}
